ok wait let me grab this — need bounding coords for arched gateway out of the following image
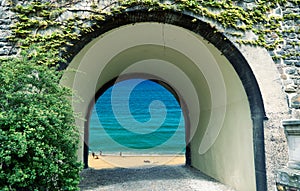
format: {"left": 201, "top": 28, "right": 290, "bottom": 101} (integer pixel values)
{"left": 61, "top": 11, "right": 283, "bottom": 191}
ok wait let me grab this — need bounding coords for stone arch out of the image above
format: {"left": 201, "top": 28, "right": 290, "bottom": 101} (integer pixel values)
{"left": 60, "top": 10, "right": 285, "bottom": 191}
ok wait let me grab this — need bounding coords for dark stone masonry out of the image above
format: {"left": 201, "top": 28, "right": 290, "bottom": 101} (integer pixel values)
{"left": 0, "top": 0, "right": 16, "bottom": 56}
{"left": 0, "top": 0, "right": 298, "bottom": 85}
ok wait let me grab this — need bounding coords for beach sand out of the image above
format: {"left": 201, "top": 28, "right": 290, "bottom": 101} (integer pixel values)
{"left": 88, "top": 154, "right": 185, "bottom": 169}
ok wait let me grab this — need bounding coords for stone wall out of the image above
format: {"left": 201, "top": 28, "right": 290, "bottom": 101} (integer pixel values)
{"left": 269, "top": 1, "right": 300, "bottom": 112}
{"left": 237, "top": 1, "right": 300, "bottom": 111}
{"left": 0, "top": 0, "right": 16, "bottom": 56}
{"left": 0, "top": 1, "right": 299, "bottom": 85}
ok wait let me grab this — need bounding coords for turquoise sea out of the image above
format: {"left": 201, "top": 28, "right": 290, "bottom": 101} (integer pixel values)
{"left": 89, "top": 79, "right": 186, "bottom": 155}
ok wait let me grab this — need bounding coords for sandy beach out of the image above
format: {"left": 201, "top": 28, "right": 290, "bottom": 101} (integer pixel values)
{"left": 88, "top": 154, "right": 185, "bottom": 169}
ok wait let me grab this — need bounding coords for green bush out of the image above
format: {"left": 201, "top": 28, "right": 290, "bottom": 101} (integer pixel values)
{"left": 0, "top": 51, "right": 82, "bottom": 190}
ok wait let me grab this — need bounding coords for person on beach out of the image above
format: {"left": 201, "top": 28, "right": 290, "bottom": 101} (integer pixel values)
{"left": 92, "top": 152, "right": 95, "bottom": 158}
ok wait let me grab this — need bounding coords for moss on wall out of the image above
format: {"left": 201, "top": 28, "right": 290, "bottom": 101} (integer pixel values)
{"left": 4, "top": 0, "right": 298, "bottom": 67}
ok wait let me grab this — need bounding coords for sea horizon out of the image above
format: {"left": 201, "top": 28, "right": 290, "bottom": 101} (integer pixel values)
{"left": 89, "top": 79, "right": 186, "bottom": 155}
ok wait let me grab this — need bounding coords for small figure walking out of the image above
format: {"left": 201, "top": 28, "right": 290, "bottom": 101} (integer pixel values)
{"left": 120, "top": 152, "right": 122, "bottom": 157}
{"left": 92, "top": 152, "right": 95, "bottom": 158}
{"left": 99, "top": 151, "right": 102, "bottom": 156}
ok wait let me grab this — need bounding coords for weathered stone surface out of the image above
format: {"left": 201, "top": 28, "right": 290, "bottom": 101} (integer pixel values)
{"left": 265, "top": 112, "right": 289, "bottom": 190}
{"left": 284, "top": 60, "right": 294, "bottom": 66}
{"left": 0, "top": 47, "right": 9, "bottom": 55}
{"left": 276, "top": 168, "right": 300, "bottom": 189}
{"left": 281, "top": 74, "right": 288, "bottom": 80}
{"left": 0, "top": 0, "right": 14, "bottom": 56}
{"left": 291, "top": 94, "right": 300, "bottom": 109}
{"left": 286, "top": 68, "right": 296, "bottom": 75}
{"left": 275, "top": 120, "right": 300, "bottom": 190}
{"left": 285, "top": 85, "right": 296, "bottom": 93}
{"left": 283, "top": 79, "right": 294, "bottom": 85}
{"left": 295, "top": 62, "right": 300, "bottom": 67}
{"left": 282, "top": 119, "right": 300, "bottom": 169}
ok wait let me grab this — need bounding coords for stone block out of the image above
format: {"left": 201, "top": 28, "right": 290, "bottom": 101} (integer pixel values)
{"left": 276, "top": 168, "right": 300, "bottom": 189}
{"left": 286, "top": 68, "right": 296, "bottom": 74}
{"left": 276, "top": 120, "right": 300, "bottom": 190}
{"left": 0, "top": 46, "right": 9, "bottom": 55}
{"left": 285, "top": 60, "right": 294, "bottom": 66}
{"left": 285, "top": 85, "right": 297, "bottom": 93}
{"left": 282, "top": 119, "right": 300, "bottom": 169}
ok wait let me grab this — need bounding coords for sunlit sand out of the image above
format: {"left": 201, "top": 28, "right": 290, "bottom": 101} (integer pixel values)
{"left": 88, "top": 154, "right": 185, "bottom": 169}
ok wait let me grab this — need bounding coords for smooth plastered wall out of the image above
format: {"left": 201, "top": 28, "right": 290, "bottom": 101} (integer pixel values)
{"left": 189, "top": 34, "right": 255, "bottom": 191}
{"left": 61, "top": 23, "right": 256, "bottom": 191}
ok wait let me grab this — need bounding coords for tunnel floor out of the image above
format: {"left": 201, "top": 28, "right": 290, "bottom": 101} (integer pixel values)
{"left": 79, "top": 165, "right": 236, "bottom": 191}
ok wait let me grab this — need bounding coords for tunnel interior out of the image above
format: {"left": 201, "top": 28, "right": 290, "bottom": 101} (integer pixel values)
{"left": 61, "top": 22, "right": 266, "bottom": 191}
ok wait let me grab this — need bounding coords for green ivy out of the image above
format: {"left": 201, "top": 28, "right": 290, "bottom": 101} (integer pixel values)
{"left": 9, "top": 0, "right": 299, "bottom": 66}
{"left": 7, "top": 0, "right": 298, "bottom": 66}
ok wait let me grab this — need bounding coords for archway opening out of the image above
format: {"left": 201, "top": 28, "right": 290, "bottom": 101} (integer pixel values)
{"left": 88, "top": 77, "right": 188, "bottom": 169}
{"left": 62, "top": 19, "right": 267, "bottom": 190}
